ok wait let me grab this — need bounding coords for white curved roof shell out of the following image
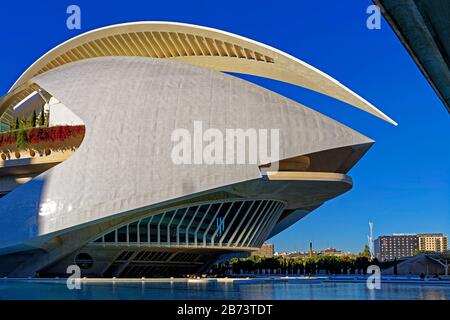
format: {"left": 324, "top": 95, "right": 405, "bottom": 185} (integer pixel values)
{"left": 7, "top": 21, "right": 396, "bottom": 125}
{"left": 0, "top": 57, "right": 372, "bottom": 249}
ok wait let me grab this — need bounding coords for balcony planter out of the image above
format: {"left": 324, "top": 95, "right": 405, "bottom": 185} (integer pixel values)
{"left": 0, "top": 125, "right": 85, "bottom": 155}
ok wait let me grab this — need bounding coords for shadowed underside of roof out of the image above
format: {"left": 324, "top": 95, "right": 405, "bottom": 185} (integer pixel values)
{"left": 0, "top": 21, "right": 396, "bottom": 125}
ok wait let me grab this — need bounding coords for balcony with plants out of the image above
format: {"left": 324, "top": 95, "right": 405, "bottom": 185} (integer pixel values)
{"left": 0, "top": 108, "right": 85, "bottom": 161}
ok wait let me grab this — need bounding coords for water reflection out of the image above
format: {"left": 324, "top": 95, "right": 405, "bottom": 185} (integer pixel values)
{"left": 0, "top": 279, "right": 449, "bottom": 300}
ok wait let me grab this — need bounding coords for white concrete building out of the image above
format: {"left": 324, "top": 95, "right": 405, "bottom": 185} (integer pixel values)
{"left": 0, "top": 22, "right": 395, "bottom": 277}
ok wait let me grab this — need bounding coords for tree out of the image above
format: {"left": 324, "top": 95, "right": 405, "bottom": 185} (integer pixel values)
{"left": 15, "top": 118, "right": 19, "bottom": 130}
{"left": 31, "top": 110, "right": 37, "bottom": 127}
{"left": 211, "top": 254, "right": 376, "bottom": 276}
{"left": 414, "top": 250, "right": 432, "bottom": 256}
{"left": 45, "top": 110, "right": 50, "bottom": 127}
{"left": 16, "top": 128, "right": 27, "bottom": 149}
{"left": 39, "top": 106, "right": 45, "bottom": 126}
{"left": 359, "top": 245, "right": 372, "bottom": 259}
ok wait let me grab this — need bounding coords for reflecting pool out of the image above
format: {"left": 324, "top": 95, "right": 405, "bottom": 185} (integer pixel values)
{"left": 1, "top": 279, "right": 449, "bottom": 300}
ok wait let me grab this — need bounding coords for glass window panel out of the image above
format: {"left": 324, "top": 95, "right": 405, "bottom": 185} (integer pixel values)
{"left": 233, "top": 201, "right": 261, "bottom": 245}
{"left": 169, "top": 224, "right": 177, "bottom": 243}
{"left": 139, "top": 218, "right": 150, "bottom": 243}
{"left": 129, "top": 222, "right": 138, "bottom": 243}
{"left": 104, "top": 231, "right": 115, "bottom": 242}
{"left": 117, "top": 226, "right": 127, "bottom": 242}
{"left": 161, "top": 211, "right": 175, "bottom": 227}
{"left": 222, "top": 201, "right": 251, "bottom": 244}
{"left": 180, "top": 206, "right": 197, "bottom": 243}
{"left": 149, "top": 223, "right": 158, "bottom": 243}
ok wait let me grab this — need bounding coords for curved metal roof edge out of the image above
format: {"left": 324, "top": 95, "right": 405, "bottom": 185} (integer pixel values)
{"left": 7, "top": 21, "right": 397, "bottom": 125}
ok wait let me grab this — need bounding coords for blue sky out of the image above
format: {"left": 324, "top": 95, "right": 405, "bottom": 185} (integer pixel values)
{"left": 0, "top": 0, "right": 448, "bottom": 253}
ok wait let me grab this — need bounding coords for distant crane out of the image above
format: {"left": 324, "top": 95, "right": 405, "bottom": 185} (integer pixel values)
{"left": 367, "top": 222, "right": 374, "bottom": 259}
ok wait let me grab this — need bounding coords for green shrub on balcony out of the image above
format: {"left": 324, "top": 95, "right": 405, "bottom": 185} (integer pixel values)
{"left": 16, "top": 128, "right": 28, "bottom": 149}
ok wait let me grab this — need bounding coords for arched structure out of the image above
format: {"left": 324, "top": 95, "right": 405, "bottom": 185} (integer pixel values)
{"left": 0, "top": 21, "right": 396, "bottom": 125}
{"left": 0, "top": 22, "right": 389, "bottom": 278}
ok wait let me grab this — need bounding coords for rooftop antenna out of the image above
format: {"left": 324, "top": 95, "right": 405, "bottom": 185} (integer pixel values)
{"left": 368, "top": 222, "right": 374, "bottom": 259}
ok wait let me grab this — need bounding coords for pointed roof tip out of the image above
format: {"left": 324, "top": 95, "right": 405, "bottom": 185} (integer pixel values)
{"left": 376, "top": 111, "right": 398, "bottom": 126}
{"left": 360, "top": 98, "right": 398, "bottom": 126}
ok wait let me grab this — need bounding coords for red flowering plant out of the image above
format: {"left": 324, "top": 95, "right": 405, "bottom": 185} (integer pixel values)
{"left": 0, "top": 125, "right": 85, "bottom": 154}
{"left": 0, "top": 133, "right": 17, "bottom": 150}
